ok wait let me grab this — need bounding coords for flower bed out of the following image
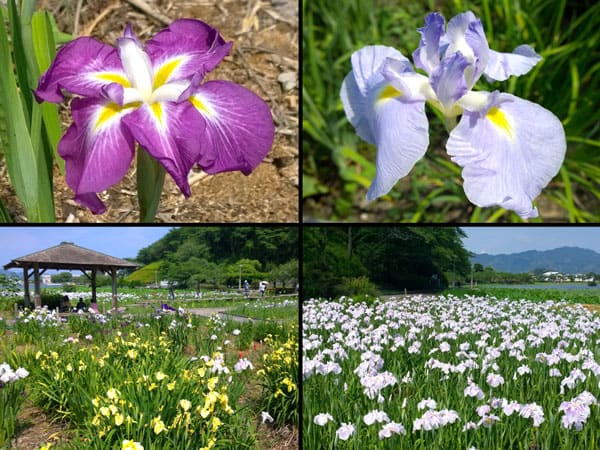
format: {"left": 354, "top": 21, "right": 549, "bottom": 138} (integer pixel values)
{"left": 2, "top": 305, "right": 297, "bottom": 449}
{"left": 303, "top": 295, "right": 600, "bottom": 449}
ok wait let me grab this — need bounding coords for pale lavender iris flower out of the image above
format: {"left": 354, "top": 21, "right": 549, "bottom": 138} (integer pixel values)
{"left": 36, "top": 19, "right": 274, "bottom": 214}
{"left": 341, "top": 11, "right": 566, "bottom": 219}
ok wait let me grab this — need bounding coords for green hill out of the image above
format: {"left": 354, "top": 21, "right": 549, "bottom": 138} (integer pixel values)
{"left": 126, "top": 261, "right": 163, "bottom": 285}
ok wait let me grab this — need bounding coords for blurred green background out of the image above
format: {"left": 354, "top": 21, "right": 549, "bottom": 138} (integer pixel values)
{"left": 303, "top": 0, "right": 600, "bottom": 222}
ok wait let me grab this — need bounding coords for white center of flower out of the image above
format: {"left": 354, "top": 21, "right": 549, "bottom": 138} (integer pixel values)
{"left": 118, "top": 38, "right": 187, "bottom": 105}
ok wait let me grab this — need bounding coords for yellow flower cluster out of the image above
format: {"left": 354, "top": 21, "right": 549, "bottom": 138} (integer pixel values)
{"left": 261, "top": 334, "right": 299, "bottom": 397}
{"left": 34, "top": 329, "right": 237, "bottom": 448}
{"left": 121, "top": 440, "right": 143, "bottom": 450}
{"left": 91, "top": 387, "right": 137, "bottom": 437}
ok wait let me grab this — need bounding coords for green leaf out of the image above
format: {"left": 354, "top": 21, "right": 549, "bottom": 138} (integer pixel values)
{"left": 302, "top": 175, "right": 328, "bottom": 198}
{"left": 137, "top": 148, "right": 165, "bottom": 223}
{"left": 0, "top": 6, "right": 55, "bottom": 221}
{"left": 32, "top": 10, "right": 65, "bottom": 173}
{"left": 0, "top": 197, "right": 12, "bottom": 222}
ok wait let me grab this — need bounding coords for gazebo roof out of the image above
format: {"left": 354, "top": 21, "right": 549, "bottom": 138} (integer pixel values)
{"left": 4, "top": 242, "right": 138, "bottom": 271}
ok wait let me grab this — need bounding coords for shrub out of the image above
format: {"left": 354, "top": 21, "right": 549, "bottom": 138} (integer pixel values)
{"left": 334, "top": 276, "right": 380, "bottom": 297}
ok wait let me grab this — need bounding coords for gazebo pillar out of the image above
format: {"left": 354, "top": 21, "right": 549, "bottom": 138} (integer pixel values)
{"left": 111, "top": 267, "right": 118, "bottom": 310}
{"left": 23, "top": 268, "right": 31, "bottom": 307}
{"left": 33, "top": 263, "right": 41, "bottom": 307}
{"left": 91, "top": 269, "right": 97, "bottom": 303}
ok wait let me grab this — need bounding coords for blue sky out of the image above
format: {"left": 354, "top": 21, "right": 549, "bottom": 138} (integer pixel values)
{"left": 461, "top": 227, "right": 600, "bottom": 255}
{"left": 1, "top": 227, "right": 174, "bottom": 271}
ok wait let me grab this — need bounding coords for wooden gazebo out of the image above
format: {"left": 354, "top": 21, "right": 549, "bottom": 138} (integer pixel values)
{"left": 4, "top": 241, "right": 138, "bottom": 309}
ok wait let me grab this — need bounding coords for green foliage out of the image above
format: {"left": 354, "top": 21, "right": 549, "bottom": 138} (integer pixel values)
{"left": 227, "top": 299, "right": 298, "bottom": 322}
{"left": 0, "top": 1, "right": 71, "bottom": 221}
{"left": 258, "top": 333, "right": 298, "bottom": 426}
{"left": 303, "top": 0, "right": 600, "bottom": 222}
{"left": 135, "top": 227, "right": 298, "bottom": 289}
{"left": 61, "top": 283, "right": 76, "bottom": 292}
{"left": 471, "top": 269, "right": 535, "bottom": 284}
{"left": 41, "top": 289, "right": 65, "bottom": 309}
{"left": 126, "top": 260, "right": 164, "bottom": 285}
{"left": 303, "top": 227, "right": 470, "bottom": 298}
{"left": 446, "top": 286, "right": 600, "bottom": 304}
{"left": 51, "top": 272, "right": 72, "bottom": 283}
{"left": 0, "top": 359, "right": 29, "bottom": 446}
{"left": 136, "top": 227, "right": 298, "bottom": 267}
{"left": 268, "top": 259, "right": 299, "bottom": 289}
{"left": 334, "top": 276, "right": 380, "bottom": 297}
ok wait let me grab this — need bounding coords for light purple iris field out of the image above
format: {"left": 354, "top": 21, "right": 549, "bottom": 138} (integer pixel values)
{"left": 341, "top": 11, "right": 566, "bottom": 219}
{"left": 35, "top": 19, "right": 274, "bottom": 215}
{"left": 303, "top": 295, "right": 600, "bottom": 449}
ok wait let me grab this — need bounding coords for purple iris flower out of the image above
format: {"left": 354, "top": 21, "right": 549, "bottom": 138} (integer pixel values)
{"left": 35, "top": 19, "right": 274, "bottom": 214}
{"left": 341, "top": 11, "right": 566, "bottom": 219}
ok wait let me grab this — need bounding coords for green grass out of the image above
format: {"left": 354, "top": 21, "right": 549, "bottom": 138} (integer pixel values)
{"left": 303, "top": 0, "right": 600, "bottom": 222}
{"left": 444, "top": 286, "right": 600, "bottom": 304}
{"left": 227, "top": 299, "right": 298, "bottom": 321}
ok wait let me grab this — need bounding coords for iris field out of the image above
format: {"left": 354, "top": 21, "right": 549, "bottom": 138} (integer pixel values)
{"left": 303, "top": 295, "right": 600, "bottom": 449}
{"left": 303, "top": 0, "right": 600, "bottom": 222}
{"left": 0, "top": 296, "right": 298, "bottom": 449}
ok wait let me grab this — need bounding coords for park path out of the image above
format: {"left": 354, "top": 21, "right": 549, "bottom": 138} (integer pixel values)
{"left": 186, "top": 307, "right": 258, "bottom": 323}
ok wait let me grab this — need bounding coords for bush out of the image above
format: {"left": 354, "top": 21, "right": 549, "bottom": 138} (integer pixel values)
{"left": 334, "top": 276, "right": 379, "bottom": 297}
{"left": 41, "top": 290, "right": 66, "bottom": 309}
{"left": 62, "top": 283, "right": 77, "bottom": 292}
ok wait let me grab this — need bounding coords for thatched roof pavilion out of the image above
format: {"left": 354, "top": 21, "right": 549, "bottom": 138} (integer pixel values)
{"left": 4, "top": 241, "right": 138, "bottom": 309}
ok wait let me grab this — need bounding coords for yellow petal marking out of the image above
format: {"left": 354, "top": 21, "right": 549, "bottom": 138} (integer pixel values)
{"left": 189, "top": 95, "right": 214, "bottom": 118}
{"left": 153, "top": 59, "right": 182, "bottom": 89}
{"left": 150, "top": 102, "right": 163, "bottom": 126}
{"left": 377, "top": 85, "right": 402, "bottom": 103}
{"left": 486, "top": 107, "right": 513, "bottom": 138}
{"left": 96, "top": 73, "right": 131, "bottom": 88}
{"left": 94, "top": 103, "right": 122, "bottom": 131}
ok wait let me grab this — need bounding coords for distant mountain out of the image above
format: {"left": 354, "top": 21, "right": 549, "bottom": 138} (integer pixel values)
{"left": 471, "top": 247, "right": 600, "bottom": 274}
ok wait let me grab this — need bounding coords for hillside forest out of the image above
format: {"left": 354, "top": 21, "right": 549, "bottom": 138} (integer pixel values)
{"left": 303, "top": 227, "right": 471, "bottom": 299}
{"left": 128, "top": 227, "right": 298, "bottom": 290}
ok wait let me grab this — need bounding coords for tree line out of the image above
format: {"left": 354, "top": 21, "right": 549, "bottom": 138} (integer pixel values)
{"left": 303, "top": 227, "right": 471, "bottom": 299}
{"left": 134, "top": 227, "right": 298, "bottom": 290}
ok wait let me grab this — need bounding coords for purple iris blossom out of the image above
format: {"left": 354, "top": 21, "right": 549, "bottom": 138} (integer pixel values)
{"left": 340, "top": 11, "right": 566, "bottom": 219}
{"left": 35, "top": 19, "right": 274, "bottom": 214}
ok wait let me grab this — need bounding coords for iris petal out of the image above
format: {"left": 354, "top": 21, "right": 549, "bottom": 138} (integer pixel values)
{"left": 341, "top": 45, "right": 412, "bottom": 144}
{"left": 383, "top": 59, "right": 434, "bottom": 102}
{"left": 145, "top": 19, "right": 233, "bottom": 84}
{"left": 118, "top": 32, "right": 153, "bottom": 101}
{"left": 340, "top": 72, "right": 375, "bottom": 144}
{"left": 430, "top": 52, "right": 469, "bottom": 110}
{"left": 35, "top": 37, "right": 125, "bottom": 103}
{"left": 446, "top": 92, "right": 566, "bottom": 218}
{"left": 413, "top": 12, "right": 445, "bottom": 75}
{"left": 350, "top": 45, "right": 409, "bottom": 97}
{"left": 365, "top": 83, "right": 429, "bottom": 200}
{"left": 58, "top": 98, "right": 136, "bottom": 214}
{"left": 187, "top": 80, "right": 275, "bottom": 174}
{"left": 484, "top": 45, "right": 542, "bottom": 81}
{"left": 341, "top": 45, "right": 429, "bottom": 200}
{"left": 122, "top": 102, "right": 205, "bottom": 196}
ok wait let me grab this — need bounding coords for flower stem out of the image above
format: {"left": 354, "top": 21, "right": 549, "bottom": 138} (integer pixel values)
{"left": 443, "top": 116, "right": 458, "bottom": 132}
{"left": 136, "top": 148, "right": 165, "bottom": 223}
